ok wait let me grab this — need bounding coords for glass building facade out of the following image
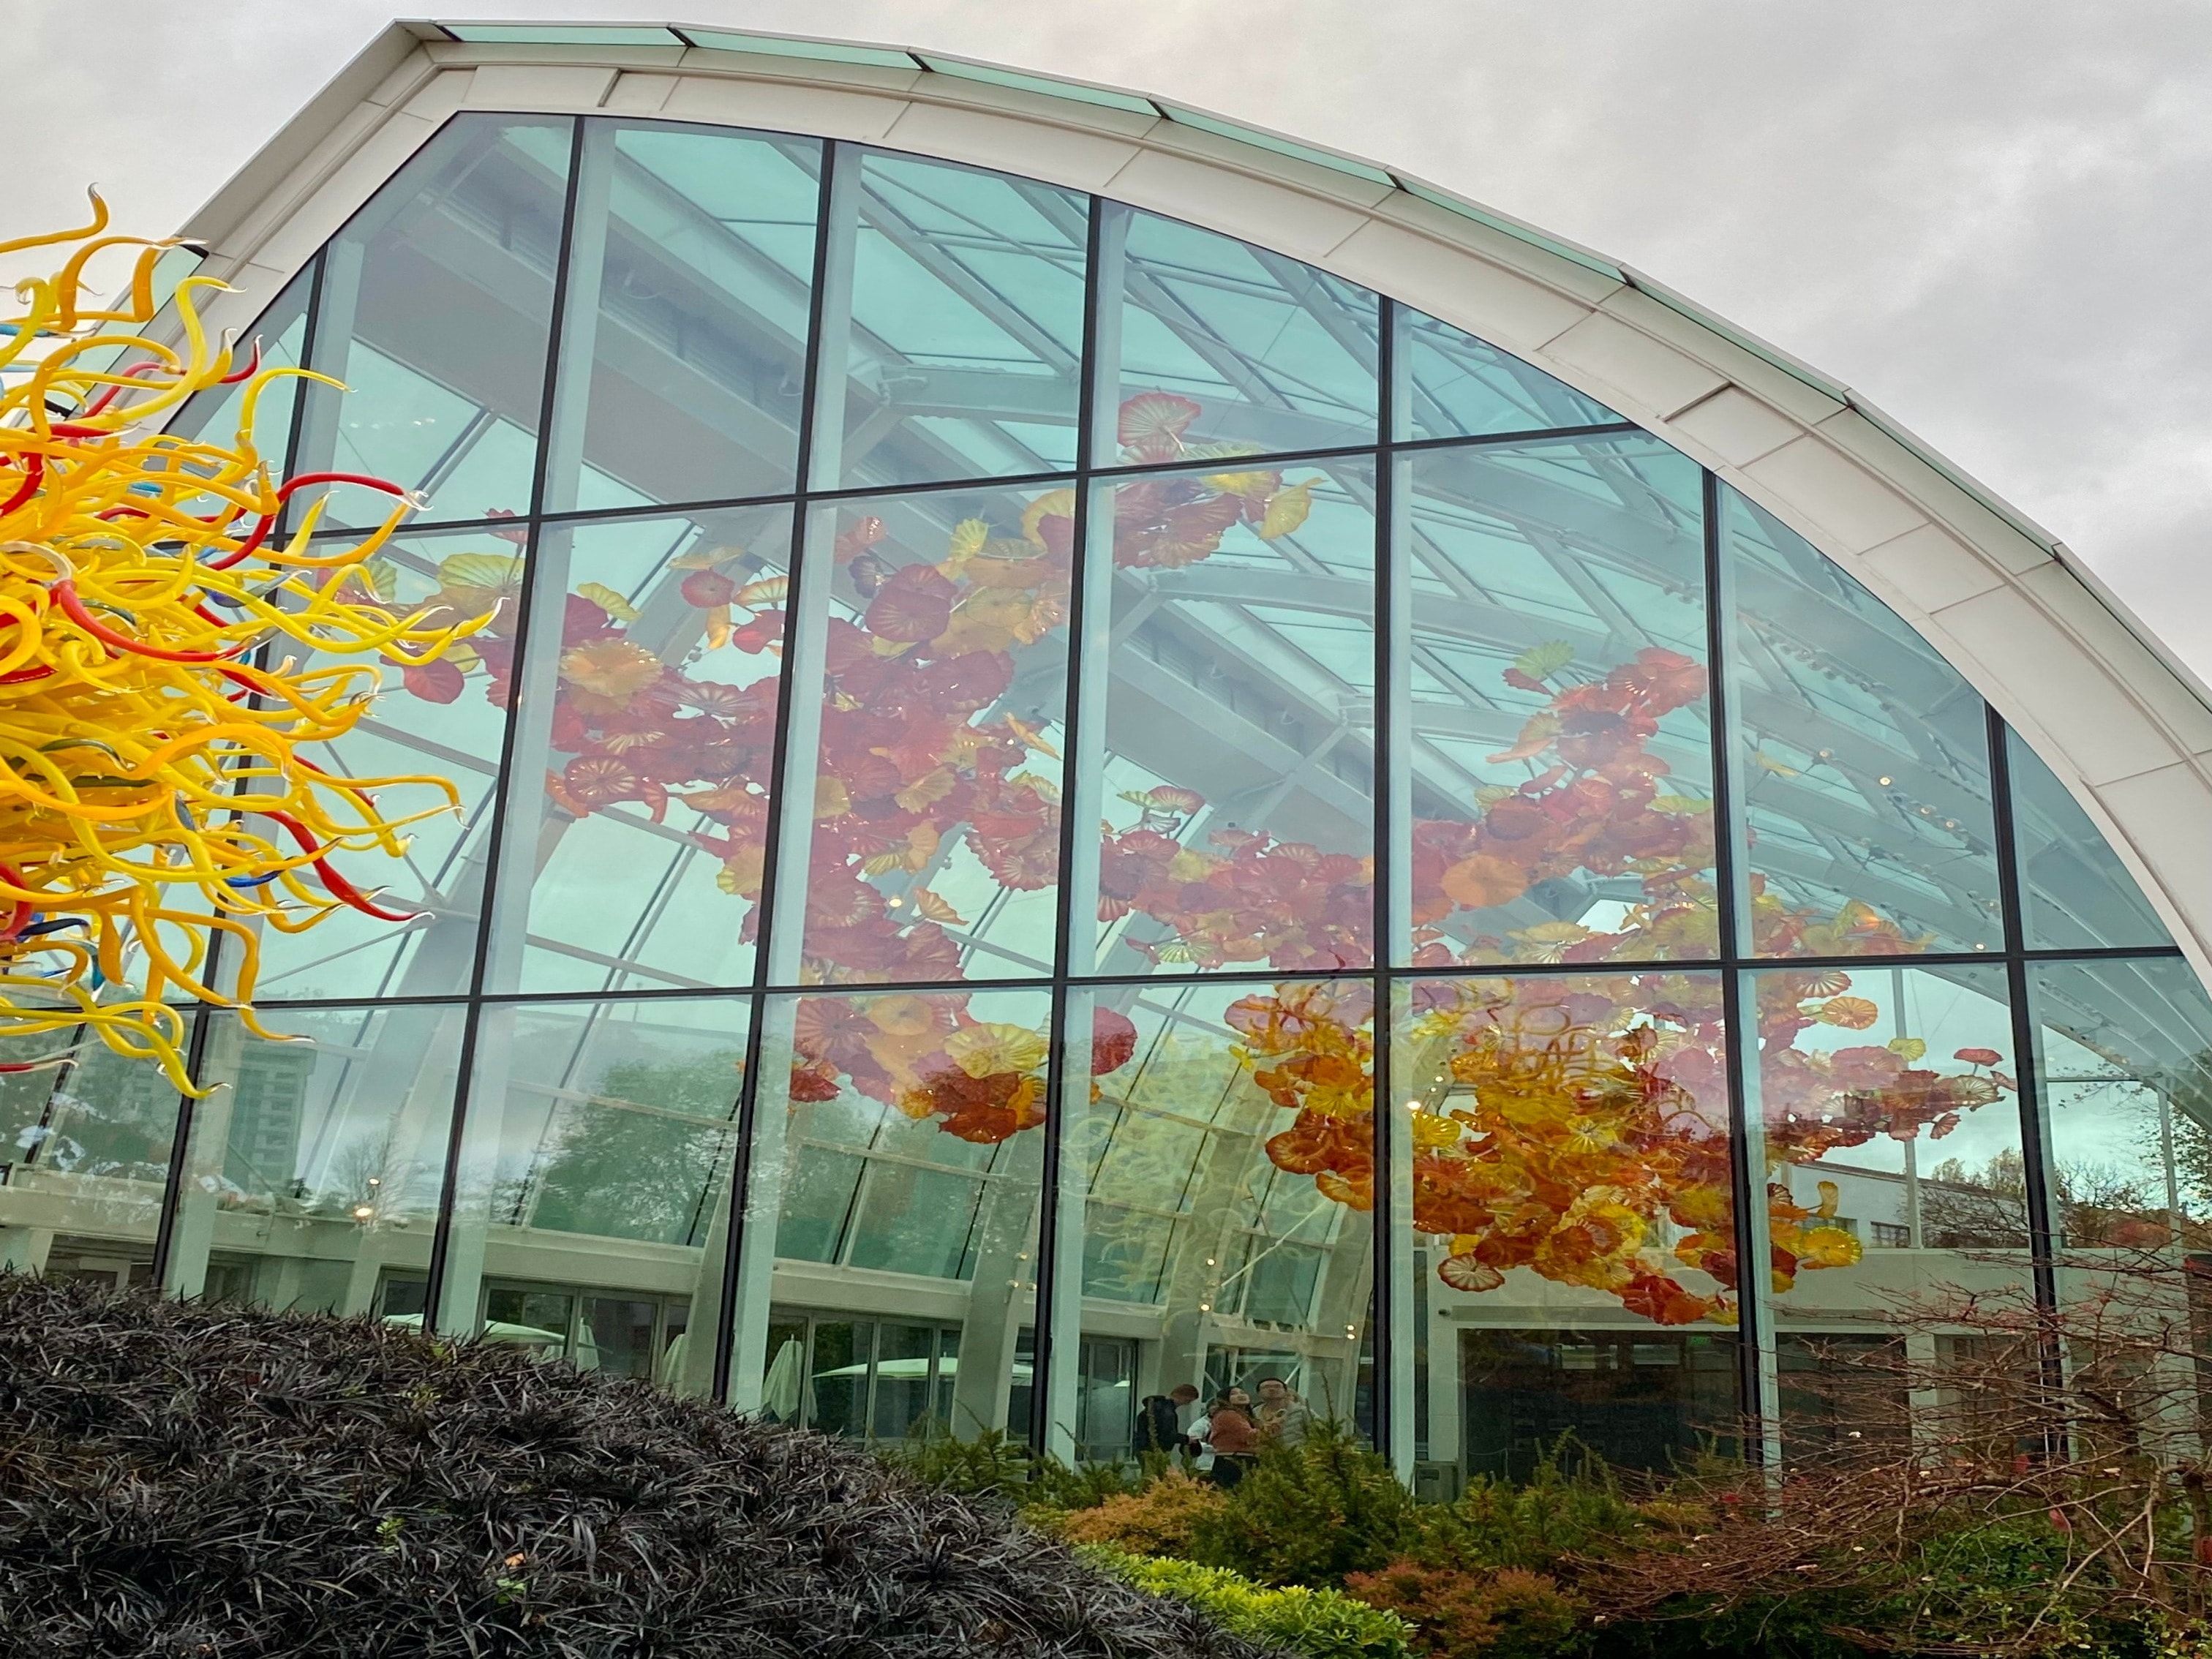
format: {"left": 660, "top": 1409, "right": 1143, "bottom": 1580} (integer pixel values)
{"left": 10, "top": 110, "right": 2211, "bottom": 1485}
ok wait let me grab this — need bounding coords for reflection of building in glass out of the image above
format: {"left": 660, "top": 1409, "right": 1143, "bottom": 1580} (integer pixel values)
{"left": 10, "top": 20, "right": 2212, "bottom": 1487}
{"left": 219, "top": 1045, "right": 321, "bottom": 1198}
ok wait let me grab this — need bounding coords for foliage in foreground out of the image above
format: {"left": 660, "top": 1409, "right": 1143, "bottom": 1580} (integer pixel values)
{"left": 0, "top": 1276, "right": 1287, "bottom": 1659}
{"left": 1339, "top": 1565, "right": 1583, "bottom": 1659}
{"left": 1189, "top": 1423, "right": 1426, "bottom": 1587}
{"left": 1009, "top": 1402, "right": 2212, "bottom": 1659}
{"left": 1084, "top": 1546, "right": 1416, "bottom": 1659}
{"left": 1050, "top": 1471, "right": 1232, "bottom": 1557}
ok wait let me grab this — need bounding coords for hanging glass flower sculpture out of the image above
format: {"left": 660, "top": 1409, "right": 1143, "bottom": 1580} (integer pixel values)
{"left": 0, "top": 203, "right": 473, "bottom": 1088}
{"left": 373, "top": 278, "right": 2012, "bottom": 1325}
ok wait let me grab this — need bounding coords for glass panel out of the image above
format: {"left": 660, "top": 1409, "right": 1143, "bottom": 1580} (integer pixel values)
{"left": 685, "top": 29, "right": 917, "bottom": 68}
{"left": 1774, "top": 1332, "right": 1909, "bottom": 1459}
{"left": 484, "top": 505, "right": 793, "bottom": 996}
{"left": 774, "top": 1144, "right": 864, "bottom": 1263}
{"left": 295, "top": 115, "right": 574, "bottom": 529}
{"left": 873, "top": 1321, "right": 938, "bottom": 1439}
{"left": 1064, "top": 979, "right": 1374, "bottom": 1454}
{"left": 1396, "top": 306, "right": 1622, "bottom": 441}
{"left": 245, "top": 526, "right": 522, "bottom": 1002}
{"left": 2007, "top": 959, "right": 2212, "bottom": 1555}
{"left": 846, "top": 1160, "right": 985, "bottom": 1278}
{"left": 442, "top": 996, "right": 752, "bottom": 1396}
{"left": 758, "top": 1314, "right": 977, "bottom": 1443}
{"left": 789, "top": 486, "right": 1075, "bottom": 982}
{"left": 1454, "top": 1331, "right": 1739, "bottom": 1481}
{"left": 1398, "top": 435, "right": 1715, "bottom": 966}
{"left": 740, "top": 987, "right": 1049, "bottom": 1440}
{"left": 164, "top": 263, "right": 312, "bottom": 495}
{"left": 164, "top": 1004, "right": 464, "bottom": 1314}
{"left": 814, "top": 151, "right": 1087, "bottom": 490}
{"left": 918, "top": 56, "right": 1156, "bottom": 114}
{"left": 0, "top": 1030, "right": 187, "bottom": 1286}
{"left": 1748, "top": 962, "right": 2029, "bottom": 1323}
{"left": 1095, "top": 204, "right": 1378, "bottom": 465}
{"left": 1749, "top": 962, "right": 2036, "bottom": 1449}
{"left": 1396, "top": 971, "right": 1739, "bottom": 1478}
{"left": 445, "top": 23, "right": 680, "bottom": 43}
{"left": 484, "top": 1284, "right": 575, "bottom": 1356}
{"left": 2032, "top": 956, "right": 2212, "bottom": 1246}
{"left": 2007, "top": 729, "right": 2174, "bottom": 950}
{"left": 1158, "top": 108, "right": 1393, "bottom": 187}
{"left": 1087, "top": 458, "right": 1374, "bottom": 975}
{"left": 1008, "top": 1325, "right": 1037, "bottom": 1438}
{"left": 587, "top": 1297, "right": 663, "bottom": 1379}
{"left": 1723, "top": 486, "right": 2004, "bottom": 956}
{"left": 808, "top": 1318, "right": 871, "bottom": 1437}
{"left": 1076, "top": 1335, "right": 1139, "bottom": 1463}
{"left": 544, "top": 121, "right": 821, "bottom": 515}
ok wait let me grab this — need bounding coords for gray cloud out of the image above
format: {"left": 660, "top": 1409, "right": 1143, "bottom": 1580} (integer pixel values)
{"left": 11, "top": 0, "right": 2208, "bottom": 666}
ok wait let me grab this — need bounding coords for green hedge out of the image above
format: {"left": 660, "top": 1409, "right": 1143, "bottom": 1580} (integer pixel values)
{"left": 1080, "top": 1543, "right": 1415, "bottom": 1659}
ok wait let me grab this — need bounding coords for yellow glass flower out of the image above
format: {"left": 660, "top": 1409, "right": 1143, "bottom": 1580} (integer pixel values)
{"left": 1794, "top": 1224, "right": 1865, "bottom": 1269}
{"left": 944, "top": 1021, "right": 1050, "bottom": 1079}
{"left": 557, "top": 638, "right": 663, "bottom": 699}
{"left": 868, "top": 995, "right": 941, "bottom": 1037}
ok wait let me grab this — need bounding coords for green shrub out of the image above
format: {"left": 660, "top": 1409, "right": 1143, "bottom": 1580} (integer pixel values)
{"left": 879, "top": 1423, "right": 1145, "bottom": 1510}
{"left": 1411, "top": 1441, "right": 1652, "bottom": 1572}
{"left": 1059, "top": 1470, "right": 1231, "bottom": 1557}
{"left": 1344, "top": 1562, "right": 1585, "bottom": 1659}
{"left": 876, "top": 1422, "right": 1036, "bottom": 1496}
{"left": 1086, "top": 1544, "right": 1415, "bottom": 1659}
{"left": 1194, "top": 1420, "right": 1421, "bottom": 1586}
{"left": 1034, "top": 1449, "right": 1154, "bottom": 1511}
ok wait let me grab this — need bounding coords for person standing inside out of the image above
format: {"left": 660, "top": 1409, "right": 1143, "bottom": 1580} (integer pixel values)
{"left": 1202, "top": 1386, "right": 1258, "bottom": 1487}
{"left": 1170, "top": 1380, "right": 1200, "bottom": 1442}
{"left": 1134, "top": 1382, "right": 1198, "bottom": 1458}
{"left": 1254, "top": 1376, "right": 1308, "bottom": 1448}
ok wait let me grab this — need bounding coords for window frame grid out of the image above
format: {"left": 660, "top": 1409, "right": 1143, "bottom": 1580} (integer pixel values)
{"left": 132, "top": 110, "right": 2189, "bottom": 1466}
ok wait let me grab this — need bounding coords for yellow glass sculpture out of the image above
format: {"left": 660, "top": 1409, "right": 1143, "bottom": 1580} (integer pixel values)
{"left": 0, "top": 200, "right": 473, "bottom": 1089}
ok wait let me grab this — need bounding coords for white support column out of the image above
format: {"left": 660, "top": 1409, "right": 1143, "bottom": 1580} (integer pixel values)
{"left": 1043, "top": 987, "right": 1096, "bottom": 1464}
{"left": 161, "top": 1019, "right": 240, "bottom": 1299}
{"left": 724, "top": 996, "right": 795, "bottom": 1414}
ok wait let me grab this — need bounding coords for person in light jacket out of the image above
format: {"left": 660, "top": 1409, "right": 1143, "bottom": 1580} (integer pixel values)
{"left": 1254, "top": 1375, "right": 1308, "bottom": 1448}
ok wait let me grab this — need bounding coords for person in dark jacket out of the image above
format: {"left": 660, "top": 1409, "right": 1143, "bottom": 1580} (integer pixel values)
{"left": 1135, "top": 1382, "right": 1198, "bottom": 1456}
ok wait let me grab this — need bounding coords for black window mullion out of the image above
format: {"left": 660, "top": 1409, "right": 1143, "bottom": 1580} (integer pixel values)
{"left": 1986, "top": 707, "right": 2067, "bottom": 1437}
{"left": 1702, "top": 467, "right": 1773, "bottom": 1462}
{"left": 421, "top": 113, "right": 589, "bottom": 1333}
{"left": 157, "top": 241, "right": 321, "bottom": 1295}
{"left": 1369, "top": 296, "right": 1399, "bottom": 1465}
{"left": 148, "top": 1004, "right": 218, "bottom": 1290}
{"left": 1030, "top": 192, "right": 1109, "bottom": 1456}
{"left": 271, "top": 250, "right": 325, "bottom": 541}
{"left": 713, "top": 136, "right": 841, "bottom": 1403}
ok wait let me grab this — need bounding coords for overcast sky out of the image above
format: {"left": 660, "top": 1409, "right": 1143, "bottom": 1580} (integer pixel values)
{"left": 13, "top": 0, "right": 2209, "bottom": 670}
